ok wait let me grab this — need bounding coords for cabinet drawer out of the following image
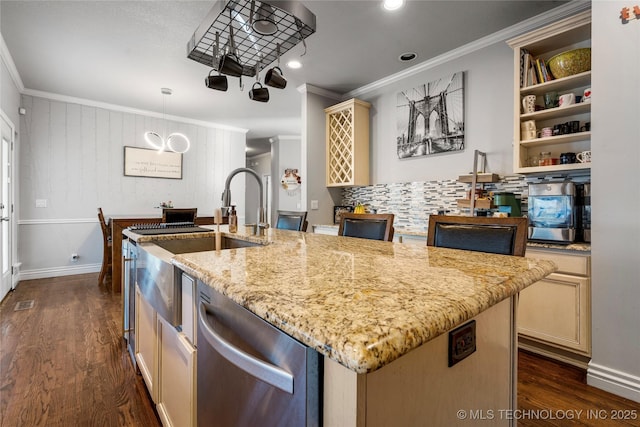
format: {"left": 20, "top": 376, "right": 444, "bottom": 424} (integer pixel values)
{"left": 526, "top": 249, "right": 590, "bottom": 276}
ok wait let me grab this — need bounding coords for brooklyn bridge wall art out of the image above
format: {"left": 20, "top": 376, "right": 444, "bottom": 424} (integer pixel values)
{"left": 396, "top": 71, "right": 465, "bottom": 159}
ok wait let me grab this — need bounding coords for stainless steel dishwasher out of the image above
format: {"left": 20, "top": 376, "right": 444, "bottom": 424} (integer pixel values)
{"left": 197, "top": 280, "right": 322, "bottom": 427}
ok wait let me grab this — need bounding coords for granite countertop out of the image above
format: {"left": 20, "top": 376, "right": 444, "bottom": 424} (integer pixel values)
{"left": 170, "top": 228, "right": 556, "bottom": 374}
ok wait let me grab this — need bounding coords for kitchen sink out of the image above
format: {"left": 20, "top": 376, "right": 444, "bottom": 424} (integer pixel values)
{"left": 154, "top": 236, "right": 262, "bottom": 254}
{"left": 136, "top": 236, "right": 264, "bottom": 328}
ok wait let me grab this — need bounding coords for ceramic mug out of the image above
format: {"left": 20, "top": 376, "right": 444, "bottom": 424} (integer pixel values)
{"left": 558, "top": 93, "right": 576, "bottom": 108}
{"left": 520, "top": 120, "right": 536, "bottom": 140}
{"left": 539, "top": 127, "right": 553, "bottom": 138}
{"left": 522, "top": 95, "right": 536, "bottom": 114}
{"left": 560, "top": 152, "right": 577, "bottom": 164}
{"left": 582, "top": 87, "right": 591, "bottom": 103}
{"left": 577, "top": 150, "right": 591, "bottom": 163}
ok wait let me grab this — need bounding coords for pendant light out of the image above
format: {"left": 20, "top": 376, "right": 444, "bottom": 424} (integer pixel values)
{"left": 251, "top": 1, "right": 278, "bottom": 36}
{"left": 144, "top": 88, "right": 191, "bottom": 154}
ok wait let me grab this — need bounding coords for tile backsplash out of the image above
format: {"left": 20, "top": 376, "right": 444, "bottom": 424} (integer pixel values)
{"left": 341, "top": 173, "right": 590, "bottom": 232}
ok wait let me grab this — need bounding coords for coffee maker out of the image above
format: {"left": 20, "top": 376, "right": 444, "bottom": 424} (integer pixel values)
{"left": 576, "top": 183, "right": 591, "bottom": 242}
{"left": 493, "top": 192, "right": 522, "bottom": 217}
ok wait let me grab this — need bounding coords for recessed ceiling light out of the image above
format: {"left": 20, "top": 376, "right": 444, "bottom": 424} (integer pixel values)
{"left": 383, "top": 0, "right": 404, "bottom": 11}
{"left": 287, "top": 60, "right": 302, "bottom": 69}
{"left": 398, "top": 52, "right": 417, "bottom": 62}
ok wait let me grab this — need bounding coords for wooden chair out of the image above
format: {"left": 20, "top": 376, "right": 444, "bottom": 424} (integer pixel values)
{"left": 338, "top": 213, "right": 395, "bottom": 242}
{"left": 97, "top": 207, "right": 112, "bottom": 284}
{"left": 427, "top": 215, "right": 528, "bottom": 256}
{"left": 275, "top": 210, "right": 308, "bottom": 232}
{"left": 162, "top": 208, "right": 197, "bottom": 223}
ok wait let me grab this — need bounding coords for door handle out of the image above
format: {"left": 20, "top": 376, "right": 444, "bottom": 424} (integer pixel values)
{"left": 0, "top": 217, "right": 9, "bottom": 222}
{"left": 198, "top": 301, "right": 294, "bottom": 394}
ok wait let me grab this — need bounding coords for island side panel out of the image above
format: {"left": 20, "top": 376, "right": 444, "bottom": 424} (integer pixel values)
{"left": 324, "top": 297, "right": 515, "bottom": 426}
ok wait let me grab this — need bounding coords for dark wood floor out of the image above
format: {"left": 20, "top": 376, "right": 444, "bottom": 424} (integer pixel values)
{"left": 1, "top": 273, "right": 638, "bottom": 426}
{"left": 518, "top": 351, "right": 640, "bottom": 426}
{"left": 0, "top": 274, "right": 159, "bottom": 427}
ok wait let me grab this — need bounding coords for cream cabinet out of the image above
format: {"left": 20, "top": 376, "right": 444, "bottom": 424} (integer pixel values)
{"left": 325, "top": 98, "right": 371, "bottom": 187}
{"left": 507, "top": 10, "right": 591, "bottom": 174}
{"left": 135, "top": 286, "right": 158, "bottom": 403}
{"left": 518, "top": 248, "right": 591, "bottom": 367}
{"left": 157, "top": 315, "right": 196, "bottom": 427}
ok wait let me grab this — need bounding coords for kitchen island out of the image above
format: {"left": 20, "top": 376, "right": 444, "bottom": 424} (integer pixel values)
{"left": 127, "top": 227, "right": 556, "bottom": 426}
{"left": 179, "top": 228, "right": 556, "bottom": 426}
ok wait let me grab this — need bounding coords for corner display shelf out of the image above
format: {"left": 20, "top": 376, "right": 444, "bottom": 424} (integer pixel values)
{"left": 507, "top": 10, "right": 591, "bottom": 174}
{"left": 456, "top": 150, "right": 499, "bottom": 212}
{"left": 325, "top": 98, "right": 371, "bottom": 187}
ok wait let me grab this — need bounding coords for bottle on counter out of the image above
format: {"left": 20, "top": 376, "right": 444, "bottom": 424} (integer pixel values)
{"left": 229, "top": 205, "right": 237, "bottom": 233}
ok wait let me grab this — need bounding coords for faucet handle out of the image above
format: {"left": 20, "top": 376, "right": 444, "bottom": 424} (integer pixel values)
{"left": 257, "top": 222, "right": 270, "bottom": 236}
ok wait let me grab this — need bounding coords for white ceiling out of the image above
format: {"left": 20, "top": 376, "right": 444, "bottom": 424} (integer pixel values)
{"left": 1, "top": 1, "right": 566, "bottom": 155}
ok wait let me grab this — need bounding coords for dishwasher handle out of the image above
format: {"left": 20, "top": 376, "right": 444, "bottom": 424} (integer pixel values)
{"left": 198, "top": 301, "right": 294, "bottom": 394}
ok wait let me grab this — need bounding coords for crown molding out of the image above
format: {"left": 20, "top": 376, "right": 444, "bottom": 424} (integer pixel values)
{"left": 0, "top": 34, "right": 25, "bottom": 92}
{"left": 273, "top": 135, "right": 301, "bottom": 141}
{"left": 297, "top": 84, "right": 343, "bottom": 101}
{"left": 22, "top": 88, "right": 249, "bottom": 134}
{"left": 345, "top": 1, "right": 591, "bottom": 99}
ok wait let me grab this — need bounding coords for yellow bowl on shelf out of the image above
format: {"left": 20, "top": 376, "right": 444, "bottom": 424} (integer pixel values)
{"left": 547, "top": 48, "right": 591, "bottom": 79}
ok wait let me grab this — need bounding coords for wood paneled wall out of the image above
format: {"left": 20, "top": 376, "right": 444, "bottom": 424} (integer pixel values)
{"left": 18, "top": 95, "right": 246, "bottom": 277}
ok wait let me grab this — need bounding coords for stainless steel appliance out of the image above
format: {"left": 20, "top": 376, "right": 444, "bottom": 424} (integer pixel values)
{"left": 528, "top": 182, "right": 576, "bottom": 243}
{"left": 136, "top": 242, "right": 183, "bottom": 327}
{"left": 197, "top": 280, "right": 321, "bottom": 427}
{"left": 577, "top": 183, "right": 591, "bottom": 242}
{"left": 122, "top": 238, "right": 137, "bottom": 368}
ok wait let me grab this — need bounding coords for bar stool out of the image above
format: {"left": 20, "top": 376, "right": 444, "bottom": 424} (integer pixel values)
{"left": 427, "top": 215, "right": 528, "bottom": 256}
{"left": 97, "top": 207, "right": 112, "bottom": 284}
{"left": 275, "top": 210, "right": 308, "bottom": 232}
{"left": 338, "top": 213, "right": 395, "bottom": 242}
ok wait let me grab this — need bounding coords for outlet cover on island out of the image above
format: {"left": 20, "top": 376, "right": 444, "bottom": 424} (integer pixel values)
{"left": 311, "top": 200, "right": 319, "bottom": 210}
{"left": 35, "top": 199, "right": 47, "bottom": 208}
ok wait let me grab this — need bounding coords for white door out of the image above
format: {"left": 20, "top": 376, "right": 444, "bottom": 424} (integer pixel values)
{"left": 0, "top": 112, "right": 14, "bottom": 301}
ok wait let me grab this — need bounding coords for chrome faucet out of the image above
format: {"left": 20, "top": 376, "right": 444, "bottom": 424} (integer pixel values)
{"left": 221, "top": 167, "right": 269, "bottom": 234}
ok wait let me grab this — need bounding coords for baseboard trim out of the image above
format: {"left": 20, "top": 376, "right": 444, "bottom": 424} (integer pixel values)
{"left": 587, "top": 362, "right": 640, "bottom": 403}
{"left": 19, "top": 264, "right": 101, "bottom": 281}
{"left": 518, "top": 339, "right": 590, "bottom": 370}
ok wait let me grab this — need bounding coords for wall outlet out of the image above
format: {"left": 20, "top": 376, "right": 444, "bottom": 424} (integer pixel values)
{"left": 311, "top": 200, "right": 319, "bottom": 210}
{"left": 448, "top": 320, "right": 476, "bottom": 367}
{"left": 35, "top": 199, "right": 47, "bottom": 208}
{"left": 70, "top": 253, "right": 79, "bottom": 262}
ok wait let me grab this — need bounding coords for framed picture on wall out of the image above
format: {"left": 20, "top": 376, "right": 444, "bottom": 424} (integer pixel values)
{"left": 123, "top": 146, "right": 183, "bottom": 179}
{"left": 396, "top": 71, "right": 465, "bottom": 159}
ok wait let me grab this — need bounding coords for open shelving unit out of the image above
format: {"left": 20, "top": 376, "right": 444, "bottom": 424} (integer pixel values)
{"left": 507, "top": 10, "right": 591, "bottom": 174}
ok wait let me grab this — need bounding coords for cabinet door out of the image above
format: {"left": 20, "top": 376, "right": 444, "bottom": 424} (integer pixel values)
{"left": 157, "top": 315, "right": 196, "bottom": 427}
{"left": 136, "top": 286, "right": 158, "bottom": 402}
{"left": 518, "top": 273, "right": 590, "bottom": 354}
{"left": 325, "top": 98, "right": 370, "bottom": 187}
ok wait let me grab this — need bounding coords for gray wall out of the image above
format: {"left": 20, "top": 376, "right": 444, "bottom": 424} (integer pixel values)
{"left": 589, "top": 0, "right": 640, "bottom": 402}
{"left": 301, "top": 86, "right": 343, "bottom": 226}
{"left": 275, "top": 136, "right": 302, "bottom": 212}
{"left": 19, "top": 94, "right": 246, "bottom": 277}
{"left": 302, "top": 40, "right": 517, "bottom": 227}
{"left": 359, "top": 42, "right": 514, "bottom": 184}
